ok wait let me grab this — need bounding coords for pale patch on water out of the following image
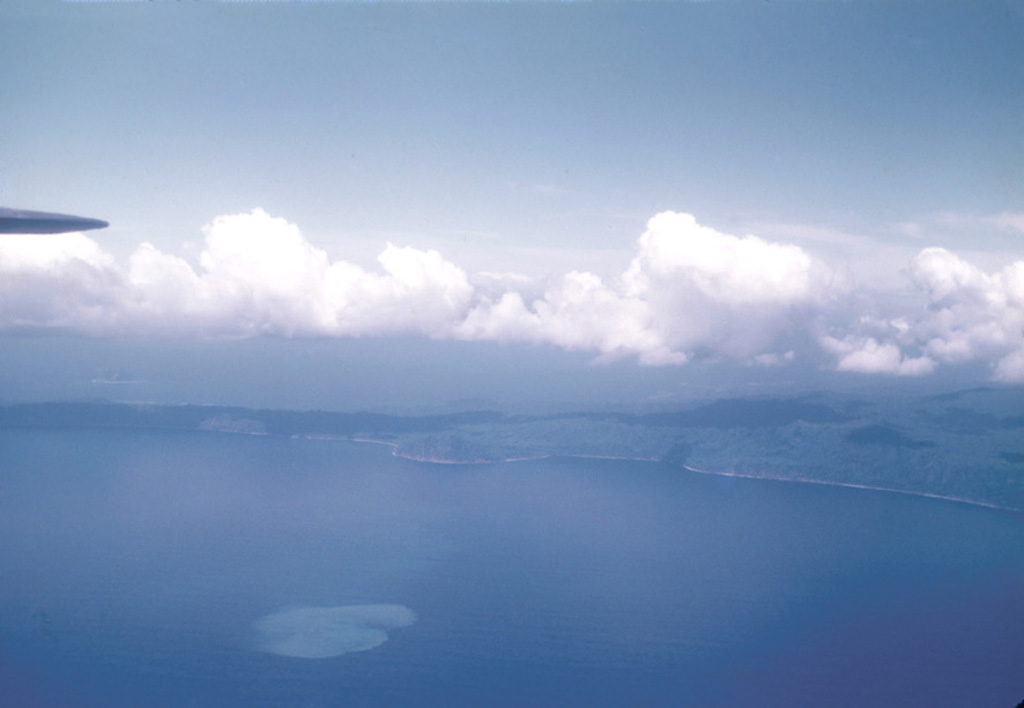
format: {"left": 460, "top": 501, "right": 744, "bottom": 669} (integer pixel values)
{"left": 252, "top": 604, "right": 416, "bottom": 659}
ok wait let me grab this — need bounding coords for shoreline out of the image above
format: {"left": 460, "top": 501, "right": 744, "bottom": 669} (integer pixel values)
{"left": 348, "top": 436, "right": 660, "bottom": 465}
{"left": 678, "top": 464, "right": 1016, "bottom": 514}
{"left": 339, "top": 435, "right": 1019, "bottom": 515}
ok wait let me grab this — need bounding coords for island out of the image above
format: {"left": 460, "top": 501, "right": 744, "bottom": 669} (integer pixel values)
{"left": 1, "top": 387, "right": 1022, "bottom": 512}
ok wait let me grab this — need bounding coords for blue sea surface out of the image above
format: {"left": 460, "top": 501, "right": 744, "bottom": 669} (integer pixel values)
{"left": 0, "top": 428, "right": 1021, "bottom": 707}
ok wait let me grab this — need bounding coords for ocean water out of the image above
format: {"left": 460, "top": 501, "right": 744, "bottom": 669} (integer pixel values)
{"left": 0, "top": 428, "right": 1021, "bottom": 707}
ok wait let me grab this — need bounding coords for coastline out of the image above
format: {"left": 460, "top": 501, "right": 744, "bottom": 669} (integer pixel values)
{"left": 678, "top": 464, "right": 1016, "bottom": 514}
{"left": 4, "top": 399, "right": 1019, "bottom": 516}
{"left": 339, "top": 435, "right": 1018, "bottom": 514}
{"left": 355, "top": 436, "right": 553, "bottom": 464}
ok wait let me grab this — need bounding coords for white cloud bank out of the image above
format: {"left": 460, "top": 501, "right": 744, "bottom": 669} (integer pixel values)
{"left": 908, "top": 248, "right": 1024, "bottom": 382}
{"left": 458, "top": 211, "right": 838, "bottom": 365}
{"left": 1, "top": 208, "right": 1021, "bottom": 381}
{"left": 818, "top": 247, "right": 1024, "bottom": 381}
{"left": 125, "top": 209, "right": 474, "bottom": 338}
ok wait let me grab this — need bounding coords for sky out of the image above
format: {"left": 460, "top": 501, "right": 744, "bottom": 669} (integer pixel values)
{"left": 0, "top": 0, "right": 1022, "bottom": 411}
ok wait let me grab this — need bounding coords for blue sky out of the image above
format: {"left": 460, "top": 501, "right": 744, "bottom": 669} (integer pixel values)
{"left": 0, "top": 0, "right": 1022, "bottom": 409}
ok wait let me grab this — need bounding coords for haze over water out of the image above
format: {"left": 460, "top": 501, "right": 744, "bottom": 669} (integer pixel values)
{"left": 0, "top": 428, "right": 1020, "bottom": 707}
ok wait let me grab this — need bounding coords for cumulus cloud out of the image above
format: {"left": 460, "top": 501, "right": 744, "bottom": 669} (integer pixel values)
{"left": 0, "top": 233, "right": 125, "bottom": 331}
{"left": 620, "top": 212, "right": 838, "bottom": 359}
{"left": 0, "top": 208, "right": 473, "bottom": 339}
{"left": 624, "top": 212, "right": 827, "bottom": 306}
{"left": 458, "top": 270, "right": 680, "bottom": 365}
{"left": 190, "top": 210, "right": 473, "bottom": 338}
{"left": 907, "top": 248, "right": 1024, "bottom": 381}
{"left": 459, "top": 211, "right": 838, "bottom": 365}
{"left": 820, "top": 335, "right": 936, "bottom": 376}
{"left": 818, "top": 248, "right": 1024, "bottom": 381}
{"left": 0, "top": 207, "right": 1020, "bottom": 381}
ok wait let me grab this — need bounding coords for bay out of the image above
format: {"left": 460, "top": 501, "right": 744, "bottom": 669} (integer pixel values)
{"left": 0, "top": 428, "right": 1021, "bottom": 707}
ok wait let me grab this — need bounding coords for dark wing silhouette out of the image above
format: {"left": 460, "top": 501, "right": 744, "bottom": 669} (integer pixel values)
{"left": 0, "top": 207, "right": 109, "bottom": 234}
